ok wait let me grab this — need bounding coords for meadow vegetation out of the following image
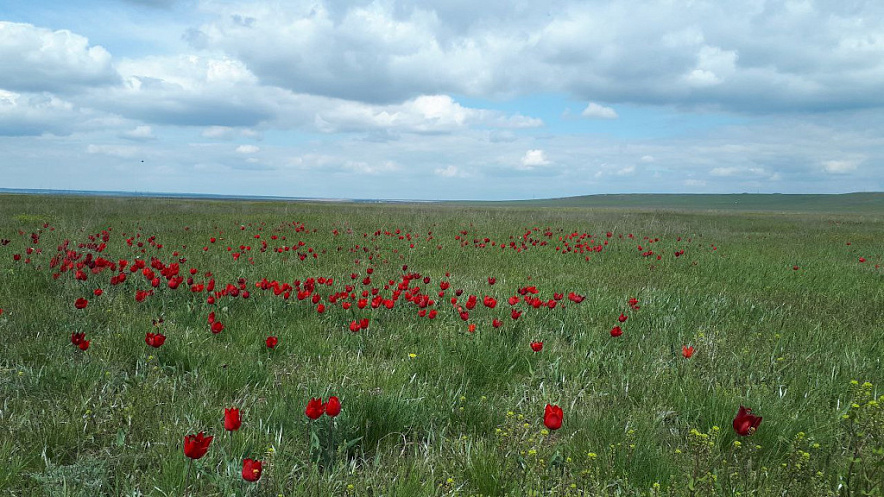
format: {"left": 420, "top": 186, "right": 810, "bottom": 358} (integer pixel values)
{"left": 0, "top": 194, "right": 882, "bottom": 496}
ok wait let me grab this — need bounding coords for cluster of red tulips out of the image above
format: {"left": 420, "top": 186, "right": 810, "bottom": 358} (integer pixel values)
{"left": 182, "top": 407, "right": 267, "bottom": 484}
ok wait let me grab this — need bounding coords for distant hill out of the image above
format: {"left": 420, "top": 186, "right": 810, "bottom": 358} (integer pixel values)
{"left": 480, "top": 193, "right": 884, "bottom": 214}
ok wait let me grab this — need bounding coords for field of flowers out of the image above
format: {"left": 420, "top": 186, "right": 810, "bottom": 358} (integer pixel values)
{"left": 0, "top": 194, "right": 882, "bottom": 496}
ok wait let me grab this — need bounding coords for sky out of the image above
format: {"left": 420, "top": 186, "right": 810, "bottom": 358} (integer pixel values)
{"left": 1, "top": 0, "right": 883, "bottom": 200}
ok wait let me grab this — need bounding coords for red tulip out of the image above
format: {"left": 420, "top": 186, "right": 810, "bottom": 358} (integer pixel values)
{"left": 93, "top": 288, "right": 103, "bottom": 296}
{"left": 544, "top": 404, "right": 563, "bottom": 430}
{"left": 183, "top": 432, "right": 213, "bottom": 459}
{"left": 483, "top": 296, "right": 497, "bottom": 309}
{"left": 487, "top": 277, "right": 496, "bottom": 285}
{"left": 71, "top": 332, "right": 86, "bottom": 346}
{"left": 682, "top": 346, "right": 694, "bottom": 358}
{"left": 75, "top": 298, "right": 88, "bottom": 309}
{"left": 242, "top": 458, "right": 263, "bottom": 482}
{"left": 618, "top": 313, "right": 628, "bottom": 323}
{"left": 326, "top": 396, "right": 341, "bottom": 417}
{"left": 530, "top": 341, "right": 543, "bottom": 352}
{"left": 211, "top": 321, "right": 224, "bottom": 334}
{"left": 266, "top": 336, "right": 278, "bottom": 348}
{"left": 610, "top": 326, "right": 623, "bottom": 337}
{"left": 492, "top": 318, "right": 502, "bottom": 328}
{"left": 305, "top": 397, "right": 325, "bottom": 420}
{"left": 349, "top": 320, "right": 360, "bottom": 333}
{"left": 78, "top": 340, "right": 90, "bottom": 351}
{"left": 732, "top": 406, "right": 762, "bottom": 436}
{"left": 145, "top": 332, "right": 166, "bottom": 348}
{"left": 224, "top": 407, "right": 242, "bottom": 431}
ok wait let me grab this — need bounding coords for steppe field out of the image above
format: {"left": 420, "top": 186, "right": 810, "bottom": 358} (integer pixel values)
{"left": 0, "top": 193, "right": 882, "bottom": 496}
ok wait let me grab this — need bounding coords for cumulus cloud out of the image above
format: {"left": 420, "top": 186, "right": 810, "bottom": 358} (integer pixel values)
{"left": 81, "top": 54, "right": 276, "bottom": 127}
{"left": 187, "top": 1, "right": 884, "bottom": 112}
{"left": 581, "top": 102, "right": 618, "bottom": 119}
{"left": 0, "top": 89, "right": 91, "bottom": 136}
{"left": 0, "top": 22, "right": 118, "bottom": 93}
{"left": 311, "top": 94, "right": 542, "bottom": 134}
{"left": 520, "top": 149, "right": 551, "bottom": 169}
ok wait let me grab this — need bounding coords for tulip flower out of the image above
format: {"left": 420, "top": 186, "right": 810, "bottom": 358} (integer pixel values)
{"left": 224, "top": 408, "right": 242, "bottom": 431}
{"left": 145, "top": 332, "right": 166, "bottom": 348}
{"left": 530, "top": 341, "right": 543, "bottom": 352}
{"left": 242, "top": 458, "right": 263, "bottom": 482}
{"left": 618, "top": 313, "right": 628, "bottom": 323}
{"left": 210, "top": 321, "right": 224, "bottom": 334}
{"left": 682, "top": 346, "right": 694, "bottom": 358}
{"left": 732, "top": 406, "right": 762, "bottom": 436}
{"left": 325, "top": 396, "right": 341, "bottom": 417}
{"left": 183, "top": 432, "right": 213, "bottom": 459}
{"left": 74, "top": 298, "right": 88, "bottom": 309}
{"left": 610, "top": 326, "right": 623, "bottom": 337}
{"left": 266, "top": 336, "right": 278, "bottom": 349}
{"left": 544, "top": 404, "right": 563, "bottom": 430}
{"left": 71, "top": 332, "right": 86, "bottom": 346}
{"left": 305, "top": 397, "right": 325, "bottom": 420}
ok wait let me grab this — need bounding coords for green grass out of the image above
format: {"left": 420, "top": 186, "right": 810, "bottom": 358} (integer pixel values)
{"left": 0, "top": 194, "right": 882, "bottom": 496}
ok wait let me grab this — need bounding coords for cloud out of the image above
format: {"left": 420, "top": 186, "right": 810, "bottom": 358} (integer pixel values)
{"left": 87, "top": 144, "right": 140, "bottom": 158}
{"left": 235, "top": 144, "right": 259, "bottom": 154}
{"left": 0, "top": 22, "right": 118, "bottom": 94}
{"left": 121, "top": 125, "right": 156, "bottom": 140}
{"left": 581, "top": 102, "right": 618, "bottom": 119}
{"left": 187, "top": 1, "right": 884, "bottom": 113}
{"left": 342, "top": 160, "right": 399, "bottom": 175}
{"left": 311, "top": 94, "right": 542, "bottom": 134}
{"left": 520, "top": 149, "right": 551, "bottom": 169}
{"left": 434, "top": 165, "right": 471, "bottom": 178}
{"left": 81, "top": 54, "right": 277, "bottom": 127}
{"left": 823, "top": 160, "right": 859, "bottom": 174}
{"left": 0, "top": 89, "right": 98, "bottom": 136}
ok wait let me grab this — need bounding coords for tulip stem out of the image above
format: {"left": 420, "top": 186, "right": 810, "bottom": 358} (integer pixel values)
{"left": 182, "top": 458, "right": 193, "bottom": 496}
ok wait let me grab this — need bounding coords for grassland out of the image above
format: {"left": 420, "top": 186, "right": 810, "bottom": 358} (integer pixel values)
{"left": 0, "top": 194, "right": 882, "bottom": 496}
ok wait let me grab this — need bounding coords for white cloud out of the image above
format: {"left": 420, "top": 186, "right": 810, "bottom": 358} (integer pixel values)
{"left": 0, "top": 89, "right": 96, "bottom": 136}
{"left": 188, "top": 1, "right": 884, "bottom": 112}
{"left": 823, "top": 160, "right": 858, "bottom": 174}
{"left": 235, "top": 144, "right": 260, "bottom": 154}
{"left": 434, "top": 165, "right": 470, "bottom": 178}
{"left": 640, "top": 155, "right": 655, "bottom": 163}
{"left": 311, "top": 94, "right": 542, "bottom": 134}
{"left": 581, "top": 102, "right": 618, "bottom": 119}
{"left": 342, "top": 160, "right": 399, "bottom": 175}
{"left": 0, "top": 22, "right": 118, "bottom": 93}
{"left": 684, "top": 46, "right": 738, "bottom": 88}
{"left": 122, "top": 125, "right": 155, "bottom": 140}
{"left": 520, "top": 149, "right": 551, "bottom": 169}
